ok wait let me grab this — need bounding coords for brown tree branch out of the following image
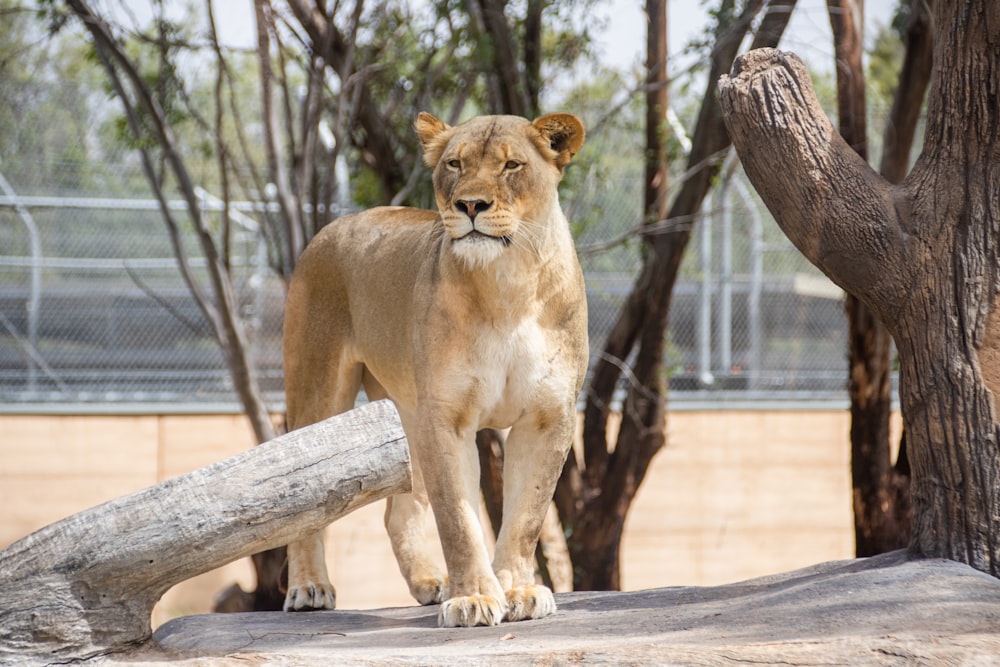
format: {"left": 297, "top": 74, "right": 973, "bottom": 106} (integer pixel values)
{"left": 827, "top": 0, "right": 867, "bottom": 157}
{"left": 878, "top": 0, "right": 933, "bottom": 184}
{"left": 206, "top": 0, "right": 233, "bottom": 269}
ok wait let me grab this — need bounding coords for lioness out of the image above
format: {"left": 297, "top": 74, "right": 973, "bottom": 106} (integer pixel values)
{"left": 282, "top": 112, "right": 588, "bottom": 627}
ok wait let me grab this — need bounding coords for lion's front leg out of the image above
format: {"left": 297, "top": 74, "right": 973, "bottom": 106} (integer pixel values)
{"left": 492, "top": 415, "right": 574, "bottom": 622}
{"left": 415, "top": 420, "right": 507, "bottom": 627}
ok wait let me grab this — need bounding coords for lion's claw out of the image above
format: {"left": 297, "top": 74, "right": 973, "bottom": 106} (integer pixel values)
{"left": 504, "top": 584, "right": 556, "bottom": 621}
{"left": 438, "top": 594, "right": 506, "bottom": 627}
{"left": 283, "top": 582, "right": 336, "bottom": 612}
{"left": 411, "top": 575, "right": 449, "bottom": 605}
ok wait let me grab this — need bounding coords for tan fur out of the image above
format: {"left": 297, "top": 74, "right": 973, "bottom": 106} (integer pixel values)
{"left": 282, "top": 113, "right": 588, "bottom": 627}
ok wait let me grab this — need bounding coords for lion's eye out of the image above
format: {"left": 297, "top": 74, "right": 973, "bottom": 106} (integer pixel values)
{"left": 446, "top": 159, "right": 461, "bottom": 170}
{"left": 504, "top": 160, "right": 522, "bottom": 172}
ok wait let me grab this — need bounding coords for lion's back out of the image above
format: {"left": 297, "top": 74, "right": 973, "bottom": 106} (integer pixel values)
{"left": 291, "top": 206, "right": 438, "bottom": 298}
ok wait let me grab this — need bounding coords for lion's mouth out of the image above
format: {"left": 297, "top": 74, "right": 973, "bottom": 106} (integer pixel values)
{"left": 458, "top": 230, "right": 513, "bottom": 246}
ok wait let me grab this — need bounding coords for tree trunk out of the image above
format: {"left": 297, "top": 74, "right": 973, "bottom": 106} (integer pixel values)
{"left": 859, "top": 0, "right": 935, "bottom": 553}
{"left": 719, "top": 0, "right": 1000, "bottom": 575}
{"left": 0, "top": 401, "right": 411, "bottom": 663}
{"left": 845, "top": 0, "right": 935, "bottom": 556}
{"left": 523, "top": 0, "right": 543, "bottom": 118}
{"left": 559, "top": 0, "right": 795, "bottom": 592}
{"left": 826, "top": 0, "right": 901, "bottom": 558}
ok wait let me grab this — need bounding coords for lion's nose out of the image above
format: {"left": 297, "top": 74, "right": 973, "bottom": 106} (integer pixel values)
{"left": 456, "top": 199, "right": 492, "bottom": 222}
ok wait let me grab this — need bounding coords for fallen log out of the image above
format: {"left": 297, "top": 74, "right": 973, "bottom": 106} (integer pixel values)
{"left": 0, "top": 400, "right": 410, "bottom": 664}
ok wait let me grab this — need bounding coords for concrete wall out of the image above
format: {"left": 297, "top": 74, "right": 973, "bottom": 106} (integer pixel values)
{"left": 1, "top": 410, "right": 892, "bottom": 627}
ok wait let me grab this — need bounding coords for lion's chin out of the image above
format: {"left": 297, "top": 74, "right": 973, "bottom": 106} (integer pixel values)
{"left": 451, "top": 231, "right": 510, "bottom": 268}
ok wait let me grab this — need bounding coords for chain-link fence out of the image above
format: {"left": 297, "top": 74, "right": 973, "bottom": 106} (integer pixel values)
{"left": 0, "top": 151, "right": 873, "bottom": 413}
{"left": 572, "top": 154, "right": 866, "bottom": 407}
{"left": 0, "top": 180, "right": 283, "bottom": 407}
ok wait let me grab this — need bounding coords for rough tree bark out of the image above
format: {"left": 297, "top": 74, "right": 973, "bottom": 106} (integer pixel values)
{"left": 0, "top": 401, "right": 410, "bottom": 663}
{"left": 866, "top": 0, "right": 934, "bottom": 550}
{"left": 556, "top": 0, "right": 796, "bottom": 591}
{"left": 826, "top": 0, "right": 901, "bottom": 557}
{"left": 845, "top": 0, "right": 935, "bottom": 555}
{"left": 719, "top": 0, "right": 1000, "bottom": 575}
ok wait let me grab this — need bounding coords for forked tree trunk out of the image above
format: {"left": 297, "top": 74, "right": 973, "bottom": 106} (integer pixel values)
{"left": 719, "top": 0, "right": 1000, "bottom": 574}
{"left": 558, "top": 0, "right": 796, "bottom": 591}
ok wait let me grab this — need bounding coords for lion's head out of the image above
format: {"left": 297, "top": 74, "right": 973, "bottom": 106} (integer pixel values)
{"left": 415, "top": 112, "right": 585, "bottom": 268}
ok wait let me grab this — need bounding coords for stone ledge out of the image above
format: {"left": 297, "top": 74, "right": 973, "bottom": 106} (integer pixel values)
{"left": 133, "top": 551, "right": 1000, "bottom": 665}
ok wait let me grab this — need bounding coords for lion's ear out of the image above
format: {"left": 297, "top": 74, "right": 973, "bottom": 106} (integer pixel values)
{"left": 532, "top": 113, "right": 585, "bottom": 171}
{"left": 415, "top": 112, "right": 452, "bottom": 168}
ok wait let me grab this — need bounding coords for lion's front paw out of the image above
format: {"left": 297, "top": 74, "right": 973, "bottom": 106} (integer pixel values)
{"left": 504, "top": 585, "right": 556, "bottom": 622}
{"left": 410, "top": 574, "right": 449, "bottom": 605}
{"left": 438, "top": 594, "right": 506, "bottom": 627}
{"left": 283, "top": 581, "right": 336, "bottom": 612}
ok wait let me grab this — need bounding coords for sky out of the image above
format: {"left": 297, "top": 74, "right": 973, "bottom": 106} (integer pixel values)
{"left": 596, "top": 0, "right": 899, "bottom": 74}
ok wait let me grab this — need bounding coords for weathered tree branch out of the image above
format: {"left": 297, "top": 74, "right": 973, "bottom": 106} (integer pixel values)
{"left": 0, "top": 400, "right": 411, "bottom": 663}
{"left": 718, "top": 48, "right": 906, "bottom": 310}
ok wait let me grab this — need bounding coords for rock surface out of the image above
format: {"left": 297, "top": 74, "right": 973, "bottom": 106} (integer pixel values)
{"left": 133, "top": 551, "right": 999, "bottom": 665}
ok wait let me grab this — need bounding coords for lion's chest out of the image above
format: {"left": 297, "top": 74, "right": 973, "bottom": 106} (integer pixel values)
{"left": 427, "top": 317, "right": 569, "bottom": 430}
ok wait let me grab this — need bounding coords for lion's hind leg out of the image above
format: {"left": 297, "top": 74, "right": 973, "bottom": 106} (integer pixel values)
{"left": 370, "top": 378, "right": 448, "bottom": 606}
{"left": 283, "top": 354, "right": 363, "bottom": 612}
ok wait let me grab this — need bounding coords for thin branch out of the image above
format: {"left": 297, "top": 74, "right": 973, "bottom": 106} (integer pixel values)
{"left": 0, "top": 310, "right": 72, "bottom": 394}
{"left": 575, "top": 148, "right": 731, "bottom": 258}
{"left": 67, "top": 0, "right": 276, "bottom": 443}
{"left": 123, "top": 262, "right": 210, "bottom": 337}
{"left": 254, "top": 0, "right": 304, "bottom": 277}
{"left": 206, "top": 0, "right": 233, "bottom": 269}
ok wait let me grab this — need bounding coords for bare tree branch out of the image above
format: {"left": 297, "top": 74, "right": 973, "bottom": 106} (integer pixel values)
{"left": 66, "top": 0, "right": 276, "bottom": 443}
